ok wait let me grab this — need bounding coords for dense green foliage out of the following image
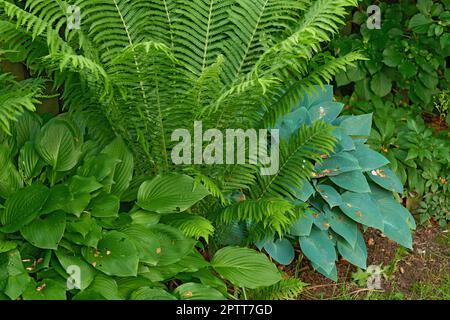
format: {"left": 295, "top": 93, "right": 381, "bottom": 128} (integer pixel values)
{"left": 332, "top": 0, "right": 450, "bottom": 227}
{"left": 0, "top": 0, "right": 425, "bottom": 300}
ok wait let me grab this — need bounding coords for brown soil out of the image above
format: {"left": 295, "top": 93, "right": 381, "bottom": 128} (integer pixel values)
{"left": 291, "top": 224, "right": 450, "bottom": 300}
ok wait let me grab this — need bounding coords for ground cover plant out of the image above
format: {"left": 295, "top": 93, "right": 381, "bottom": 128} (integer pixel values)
{"left": 0, "top": 0, "right": 443, "bottom": 300}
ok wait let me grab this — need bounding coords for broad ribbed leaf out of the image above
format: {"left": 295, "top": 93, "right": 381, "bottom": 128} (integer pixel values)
{"left": 263, "top": 238, "right": 295, "bottom": 265}
{"left": 367, "top": 167, "right": 403, "bottom": 193}
{"left": 211, "top": 247, "right": 281, "bottom": 289}
{"left": 337, "top": 230, "right": 367, "bottom": 269}
{"left": 102, "top": 137, "right": 134, "bottom": 197}
{"left": 174, "top": 283, "right": 225, "bottom": 300}
{"left": 137, "top": 173, "right": 209, "bottom": 213}
{"left": 56, "top": 251, "right": 96, "bottom": 291}
{"left": 0, "top": 145, "right": 23, "bottom": 198}
{"left": 130, "top": 287, "right": 176, "bottom": 300}
{"left": 20, "top": 211, "right": 66, "bottom": 249}
{"left": 325, "top": 207, "right": 358, "bottom": 248}
{"left": 35, "top": 121, "right": 81, "bottom": 172}
{"left": 315, "top": 152, "right": 361, "bottom": 176}
{"left": 299, "top": 227, "right": 336, "bottom": 274}
{"left": 290, "top": 213, "right": 313, "bottom": 236}
{"left": 82, "top": 231, "right": 139, "bottom": 277}
{"left": 0, "top": 184, "right": 50, "bottom": 233}
{"left": 330, "top": 170, "right": 370, "bottom": 193}
{"left": 89, "top": 193, "right": 120, "bottom": 218}
{"left": 351, "top": 144, "right": 390, "bottom": 172}
{"left": 121, "top": 224, "right": 195, "bottom": 266}
{"left": 22, "top": 279, "right": 67, "bottom": 300}
{"left": 339, "top": 114, "right": 372, "bottom": 137}
{"left": 316, "top": 184, "right": 343, "bottom": 208}
{"left": 339, "top": 192, "right": 384, "bottom": 231}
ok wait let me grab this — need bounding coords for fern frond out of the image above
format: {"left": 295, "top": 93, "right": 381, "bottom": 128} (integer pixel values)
{"left": 251, "top": 121, "right": 336, "bottom": 200}
{"left": 249, "top": 277, "right": 307, "bottom": 300}
{"left": 161, "top": 213, "right": 215, "bottom": 242}
{"left": 0, "top": 75, "right": 45, "bottom": 135}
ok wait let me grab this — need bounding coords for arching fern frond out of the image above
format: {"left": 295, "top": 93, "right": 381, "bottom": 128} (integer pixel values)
{"left": 161, "top": 213, "right": 215, "bottom": 242}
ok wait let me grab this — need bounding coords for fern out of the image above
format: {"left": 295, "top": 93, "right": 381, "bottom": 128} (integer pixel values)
{"left": 248, "top": 277, "right": 307, "bottom": 300}
{"left": 161, "top": 213, "right": 215, "bottom": 242}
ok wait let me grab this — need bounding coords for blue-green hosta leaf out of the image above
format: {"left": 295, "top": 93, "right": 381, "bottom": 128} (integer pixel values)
{"left": 312, "top": 210, "right": 330, "bottom": 231}
{"left": 211, "top": 247, "right": 282, "bottom": 289}
{"left": 89, "top": 193, "right": 120, "bottom": 218}
{"left": 55, "top": 251, "right": 95, "bottom": 291}
{"left": 299, "top": 227, "right": 337, "bottom": 274}
{"left": 130, "top": 287, "right": 176, "bottom": 300}
{"left": 174, "top": 283, "right": 226, "bottom": 300}
{"left": 311, "top": 262, "right": 338, "bottom": 282}
{"left": 294, "top": 180, "right": 315, "bottom": 202}
{"left": 82, "top": 231, "right": 139, "bottom": 277}
{"left": 309, "top": 101, "right": 344, "bottom": 123}
{"left": 367, "top": 167, "right": 403, "bottom": 193}
{"left": 121, "top": 224, "right": 195, "bottom": 266}
{"left": 290, "top": 213, "right": 313, "bottom": 236}
{"left": 339, "top": 192, "right": 384, "bottom": 231}
{"left": 300, "top": 85, "right": 334, "bottom": 108}
{"left": 351, "top": 144, "right": 390, "bottom": 172}
{"left": 137, "top": 173, "right": 209, "bottom": 213}
{"left": 325, "top": 207, "right": 358, "bottom": 248}
{"left": 0, "top": 184, "right": 50, "bottom": 233}
{"left": 20, "top": 212, "right": 66, "bottom": 250}
{"left": 276, "top": 107, "right": 312, "bottom": 139}
{"left": 35, "top": 121, "right": 81, "bottom": 172}
{"left": 315, "top": 153, "right": 361, "bottom": 176}
{"left": 370, "top": 184, "right": 416, "bottom": 230}
{"left": 332, "top": 128, "right": 355, "bottom": 152}
{"left": 370, "top": 186, "right": 414, "bottom": 249}
{"left": 329, "top": 170, "right": 370, "bottom": 193}
{"left": 101, "top": 137, "right": 134, "bottom": 197}
{"left": 337, "top": 230, "right": 367, "bottom": 269}
{"left": 316, "top": 184, "right": 343, "bottom": 208}
{"left": 263, "top": 238, "right": 295, "bottom": 265}
{"left": 22, "top": 279, "right": 67, "bottom": 300}
{"left": 339, "top": 114, "right": 373, "bottom": 137}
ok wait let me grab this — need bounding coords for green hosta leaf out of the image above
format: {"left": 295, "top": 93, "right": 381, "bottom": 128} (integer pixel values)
{"left": 137, "top": 173, "right": 209, "bottom": 213}
{"left": 316, "top": 184, "right": 343, "bottom": 208}
{"left": 263, "top": 238, "right": 295, "bottom": 265}
{"left": 0, "top": 184, "right": 50, "bottom": 233}
{"left": 19, "top": 142, "right": 44, "bottom": 182}
{"left": 68, "top": 176, "right": 103, "bottom": 195}
{"left": 0, "top": 145, "right": 23, "bottom": 198}
{"left": 77, "top": 154, "right": 121, "bottom": 183}
{"left": 5, "top": 273, "right": 31, "bottom": 300}
{"left": 82, "top": 231, "right": 139, "bottom": 277}
{"left": 339, "top": 114, "right": 373, "bottom": 137}
{"left": 329, "top": 170, "right": 370, "bottom": 193}
{"left": 130, "top": 287, "right": 176, "bottom": 300}
{"left": 65, "top": 214, "right": 102, "bottom": 248}
{"left": 121, "top": 224, "right": 195, "bottom": 266}
{"left": 116, "top": 277, "right": 155, "bottom": 299}
{"left": 315, "top": 153, "right": 361, "bottom": 176}
{"left": 43, "top": 185, "right": 90, "bottom": 217}
{"left": 339, "top": 192, "right": 384, "bottom": 231}
{"left": 73, "top": 275, "right": 123, "bottom": 300}
{"left": 20, "top": 212, "right": 66, "bottom": 250}
{"left": 55, "top": 251, "right": 95, "bottom": 291}
{"left": 398, "top": 61, "right": 418, "bottom": 78}
{"left": 325, "top": 207, "right": 358, "bottom": 248}
{"left": 89, "top": 193, "right": 120, "bottom": 218}
{"left": 22, "top": 279, "right": 67, "bottom": 300}
{"left": 367, "top": 167, "right": 403, "bottom": 193}
{"left": 35, "top": 121, "right": 81, "bottom": 172}
{"left": 102, "top": 137, "right": 134, "bottom": 197}
{"left": 370, "top": 73, "right": 392, "bottom": 97}
{"left": 130, "top": 210, "right": 161, "bottom": 227}
{"left": 299, "top": 227, "right": 337, "bottom": 274}
{"left": 290, "top": 213, "right": 313, "bottom": 236}
{"left": 337, "top": 230, "right": 367, "bottom": 269}
{"left": 211, "top": 247, "right": 281, "bottom": 289}
{"left": 351, "top": 144, "right": 390, "bottom": 172}
{"left": 0, "top": 240, "right": 17, "bottom": 253}
{"left": 174, "top": 283, "right": 226, "bottom": 300}
{"left": 0, "top": 249, "right": 31, "bottom": 300}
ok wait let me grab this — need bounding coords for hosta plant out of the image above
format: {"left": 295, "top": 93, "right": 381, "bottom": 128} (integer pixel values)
{"left": 253, "top": 86, "right": 417, "bottom": 280}
{"left": 0, "top": 113, "right": 283, "bottom": 300}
